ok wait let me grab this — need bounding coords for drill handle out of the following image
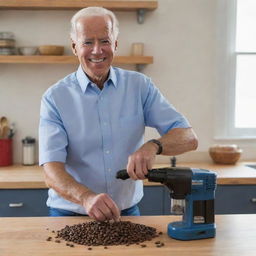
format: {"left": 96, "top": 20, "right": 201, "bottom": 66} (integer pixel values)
{"left": 116, "top": 169, "right": 150, "bottom": 180}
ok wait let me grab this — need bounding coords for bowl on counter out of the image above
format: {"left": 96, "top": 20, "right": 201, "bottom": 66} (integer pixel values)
{"left": 18, "top": 47, "right": 38, "bottom": 55}
{"left": 38, "top": 45, "right": 64, "bottom": 55}
{"left": 209, "top": 144, "right": 242, "bottom": 164}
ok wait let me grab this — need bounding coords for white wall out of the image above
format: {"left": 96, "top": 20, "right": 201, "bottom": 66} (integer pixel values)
{"left": 1, "top": 0, "right": 253, "bottom": 164}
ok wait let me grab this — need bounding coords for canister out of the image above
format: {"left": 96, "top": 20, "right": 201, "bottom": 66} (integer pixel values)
{"left": 22, "top": 136, "right": 36, "bottom": 165}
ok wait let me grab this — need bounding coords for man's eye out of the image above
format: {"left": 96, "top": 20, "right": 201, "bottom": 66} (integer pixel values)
{"left": 101, "top": 40, "right": 110, "bottom": 44}
{"left": 84, "top": 42, "right": 92, "bottom": 45}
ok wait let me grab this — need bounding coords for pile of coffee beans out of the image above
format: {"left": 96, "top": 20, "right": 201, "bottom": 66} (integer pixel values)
{"left": 55, "top": 220, "right": 158, "bottom": 246}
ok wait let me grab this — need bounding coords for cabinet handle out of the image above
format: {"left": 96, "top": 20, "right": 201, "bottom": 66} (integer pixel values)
{"left": 251, "top": 198, "right": 256, "bottom": 203}
{"left": 9, "top": 203, "right": 24, "bottom": 208}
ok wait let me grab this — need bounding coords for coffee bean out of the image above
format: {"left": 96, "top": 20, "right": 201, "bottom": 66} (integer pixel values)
{"left": 140, "top": 244, "right": 147, "bottom": 247}
{"left": 46, "top": 237, "right": 52, "bottom": 241}
{"left": 54, "top": 220, "right": 157, "bottom": 247}
{"left": 159, "top": 232, "right": 163, "bottom": 235}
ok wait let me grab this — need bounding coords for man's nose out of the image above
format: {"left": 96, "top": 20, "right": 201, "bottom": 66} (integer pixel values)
{"left": 92, "top": 42, "right": 102, "bottom": 54}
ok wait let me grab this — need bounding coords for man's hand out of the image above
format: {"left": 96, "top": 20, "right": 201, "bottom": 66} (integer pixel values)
{"left": 82, "top": 191, "right": 120, "bottom": 222}
{"left": 126, "top": 142, "right": 158, "bottom": 180}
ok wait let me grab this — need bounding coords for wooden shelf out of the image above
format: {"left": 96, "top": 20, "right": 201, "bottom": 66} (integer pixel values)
{"left": 0, "top": 55, "right": 153, "bottom": 65}
{"left": 0, "top": 0, "right": 158, "bottom": 10}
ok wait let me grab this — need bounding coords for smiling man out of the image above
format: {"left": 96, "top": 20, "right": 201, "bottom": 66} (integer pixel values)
{"left": 39, "top": 7, "right": 198, "bottom": 221}
{"left": 71, "top": 13, "right": 117, "bottom": 88}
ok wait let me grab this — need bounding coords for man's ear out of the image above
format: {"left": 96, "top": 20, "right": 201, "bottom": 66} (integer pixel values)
{"left": 114, "top": 40, "right": 118, "bottom": 51}
{"left": 71, "top": 39, "right": 77, "bottom": 56}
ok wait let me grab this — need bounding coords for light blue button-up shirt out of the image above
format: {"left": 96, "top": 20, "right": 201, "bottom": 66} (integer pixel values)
{"left": 39, "top": 65, "right": 191, "bottom": 214}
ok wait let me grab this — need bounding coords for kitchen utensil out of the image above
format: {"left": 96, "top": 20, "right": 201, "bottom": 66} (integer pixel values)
{"left": 38, "top": 45, "right": 64, "bottom": 55}
{"left": 0, "top": 116, "right": 8, "bottom": 139}
{"left": 1, "top": 125, "right": 10, "bottom": 139}
{"left": 209, "top": 144, "right": 242, "bottom": 164}
{"left": 0, "top": 116, "right": 8, "bottom": 127}
{"left": 8, "top": 123, "right": 15, "bottom": 138}
{"left": 117, "top": 167, "right": 217, "bottom": 241}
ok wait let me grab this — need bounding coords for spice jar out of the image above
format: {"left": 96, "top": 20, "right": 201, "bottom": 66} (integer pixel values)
{"left": 22, "top": 136, "right": 36, "bottom": 165}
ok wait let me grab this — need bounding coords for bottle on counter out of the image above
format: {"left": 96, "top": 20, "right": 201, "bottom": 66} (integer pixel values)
{"left": 22, "top": 136, "right": 36, "bottom": 165}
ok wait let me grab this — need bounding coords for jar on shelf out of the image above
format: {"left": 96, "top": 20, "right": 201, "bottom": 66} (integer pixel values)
{"left": 22, "top": 136, "right": 36, "bottom": 165}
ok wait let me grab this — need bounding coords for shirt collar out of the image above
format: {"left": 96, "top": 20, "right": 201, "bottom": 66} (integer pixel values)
{"left": 76, "top": 65, "right": 117, "bottom": 93}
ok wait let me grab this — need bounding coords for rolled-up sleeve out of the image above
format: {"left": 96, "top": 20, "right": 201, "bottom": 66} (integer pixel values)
{"left": 39, "top": 92, "right": 68, "bottom": 165}
{"left": 143, "top": 79, "right": 191, "bottom": 136}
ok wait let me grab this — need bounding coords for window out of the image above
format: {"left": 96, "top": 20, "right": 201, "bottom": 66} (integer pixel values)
{"left": 216, "top": 0, "right": 256, "bottom": 138}
{"left": 235, "top": 0, "right": 256, "bottom": 128}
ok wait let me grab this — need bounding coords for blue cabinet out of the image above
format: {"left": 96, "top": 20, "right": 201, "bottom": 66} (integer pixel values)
{"left": 140, "top": 185, "right": 256, "bottom": 215}
{"left": 1, "top": 184, "right": 255, "bottom": 217}
{"left": 215, "top": 185, "right": 256, "bottom": 214}
{"left": 0, "top": 189, "right": 48, "bottom": 217}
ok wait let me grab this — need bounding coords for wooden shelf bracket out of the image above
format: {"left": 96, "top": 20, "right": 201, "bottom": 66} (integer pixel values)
{"left": 136, "top": 64, "right": 145, "bottom": 72}
{"left": 137, "top": 9, "right": 146, "bottom": 24}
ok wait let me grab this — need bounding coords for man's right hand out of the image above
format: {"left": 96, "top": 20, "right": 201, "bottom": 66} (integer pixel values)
{"left": 81, "top": 191, "right": 120, "bottom": 222}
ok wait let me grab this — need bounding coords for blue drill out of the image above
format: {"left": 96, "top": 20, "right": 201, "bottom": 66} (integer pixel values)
{"left": 116, "top": 167, "right": 217, "bottom": 241}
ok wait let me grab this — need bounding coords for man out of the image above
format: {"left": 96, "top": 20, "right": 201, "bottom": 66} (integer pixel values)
{"left": 39, "top": 7, "right": 198, "bottom": 221}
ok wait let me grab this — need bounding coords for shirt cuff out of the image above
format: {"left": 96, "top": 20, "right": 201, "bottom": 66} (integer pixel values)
{"left": 39, "top": 151, "right": 66, "bottom": 166}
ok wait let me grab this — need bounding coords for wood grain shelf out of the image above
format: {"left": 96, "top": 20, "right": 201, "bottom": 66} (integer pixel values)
{"left": 0, "top": 0, "right": 158, "bottom": 10}
{"left": 0, "top": 55, "right": 153, "bottom": 65}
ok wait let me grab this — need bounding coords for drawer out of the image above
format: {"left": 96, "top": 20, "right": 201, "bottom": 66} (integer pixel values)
{"left": 0, "top": 189, "right": 48, "bottom": 217}
{"left": 215, "top": 185, "right": 256, "bottom": 214}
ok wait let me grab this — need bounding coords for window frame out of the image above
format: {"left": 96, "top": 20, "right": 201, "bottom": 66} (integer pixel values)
{"left": 215, "top": 0, "right": 256, "bottom": 139}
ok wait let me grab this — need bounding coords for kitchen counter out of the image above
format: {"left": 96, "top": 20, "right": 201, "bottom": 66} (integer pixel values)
{"left": 0, "top": 161, "right": 256, "bottom": 189}
{"left": 0, "top": 215, "right": 255, "bottom": 256}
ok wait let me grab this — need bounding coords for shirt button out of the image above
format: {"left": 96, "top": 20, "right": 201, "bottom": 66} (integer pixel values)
{"left": 105, "top": 150, "right": 110, "bottom": 154}
{"left": 108, "top": 168, "right": 111, "bottom": 172}
{"left": 103, "top": 122, "right": 107, "bottom": 126}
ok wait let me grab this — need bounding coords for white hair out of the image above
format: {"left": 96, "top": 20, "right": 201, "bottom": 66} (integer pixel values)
{"left": 70, "top": 7, "right": 119, "bottom": 41}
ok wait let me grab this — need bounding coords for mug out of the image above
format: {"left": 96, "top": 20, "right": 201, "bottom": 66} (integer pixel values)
{"left": 131, "top": 43, "right": 144, "bottom": 56}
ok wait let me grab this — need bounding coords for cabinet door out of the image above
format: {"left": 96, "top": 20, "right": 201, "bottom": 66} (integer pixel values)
{"left": 215, "top": 185, "right": 256, "bottom": 214}
{"left": 0, "top": 189, "right": 48, "bottom": 217}
{"left": 138, "top": 186, "right": 164, "bottom": 215}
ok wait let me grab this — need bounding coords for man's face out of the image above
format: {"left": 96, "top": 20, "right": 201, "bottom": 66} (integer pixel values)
{"left": 71, "top": 15, "right": 117, "bottom": 83}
